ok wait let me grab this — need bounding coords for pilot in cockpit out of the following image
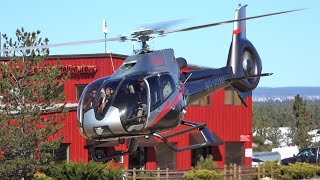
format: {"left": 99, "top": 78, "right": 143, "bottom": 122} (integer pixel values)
{"left": 125, "top": 78, "right": 148, "bottom": 131}
{"left": 137, "top": 78, "right": 147, "bottom": 104}
{"left": 136, "top": 79, "right": 147, "bottom": 122}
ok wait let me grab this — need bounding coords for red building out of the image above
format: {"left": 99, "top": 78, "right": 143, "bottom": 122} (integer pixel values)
{"left": 3, "top": 53, "right": 253, "bottom": 169}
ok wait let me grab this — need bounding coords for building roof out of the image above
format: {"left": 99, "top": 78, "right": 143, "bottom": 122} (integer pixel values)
{"left": 0, "top": 53, "right": 214, "bottom": 69}
{"left": 0, "top": 53, "right": 128, "bottom": 61}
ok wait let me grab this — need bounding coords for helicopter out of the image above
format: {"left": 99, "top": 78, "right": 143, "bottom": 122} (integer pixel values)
{"left": 0, "top": 4, "right": 301, "bottom": 162}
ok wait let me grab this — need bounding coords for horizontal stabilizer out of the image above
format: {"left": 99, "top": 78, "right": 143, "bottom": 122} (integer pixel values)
{"left": 228, "top": 73, "right": 273, "bottom": 81}
{"left": 230, "top": 73, "right": 273, "bottom": 106}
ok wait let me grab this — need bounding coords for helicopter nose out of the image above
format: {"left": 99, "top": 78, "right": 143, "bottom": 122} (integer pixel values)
{"left": 80, "top": 106, "right": 126, "bottom": 139}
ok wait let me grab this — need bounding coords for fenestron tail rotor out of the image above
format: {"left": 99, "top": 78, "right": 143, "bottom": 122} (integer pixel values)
{"left": 0, "top": 7, "right": 304, "bottom": 53}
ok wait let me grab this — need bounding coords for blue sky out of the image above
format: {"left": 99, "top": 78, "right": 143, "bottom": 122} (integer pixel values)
{"left": 1, "top": 1, "right": 319, "bottom": 87}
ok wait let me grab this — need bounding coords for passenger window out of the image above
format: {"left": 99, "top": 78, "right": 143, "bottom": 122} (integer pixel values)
{"left": 147, "top": 76, "right": 161, "bottom": 111}
{"left": 160, "top": 74, "right": 175, "bottom": 100}
{"left": 310, "top": 148, "right": 317, "bottom": 157}
{"left": 298, "top": 149, "right": 310, "bottom": 158}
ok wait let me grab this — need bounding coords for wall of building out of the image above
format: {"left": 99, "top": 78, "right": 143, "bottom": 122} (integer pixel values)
{"left": 3, "top": 53, "right": 252, "bottom": 169}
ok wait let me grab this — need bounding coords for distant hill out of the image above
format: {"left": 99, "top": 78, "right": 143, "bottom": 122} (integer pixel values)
{"left": 253, "top": 87, "right": 320, "bottom": 102}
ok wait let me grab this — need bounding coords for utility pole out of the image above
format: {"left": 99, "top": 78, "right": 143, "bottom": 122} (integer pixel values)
{"left": 104, "top": 33, "right": 107, "bottom": 53}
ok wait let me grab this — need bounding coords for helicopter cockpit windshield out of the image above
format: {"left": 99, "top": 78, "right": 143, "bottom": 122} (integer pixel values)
{"left": 113, "top": 76, "right": 149, "bottom": 131}
{"left": 78, "top": 75, "right": 151, "bottom": 135}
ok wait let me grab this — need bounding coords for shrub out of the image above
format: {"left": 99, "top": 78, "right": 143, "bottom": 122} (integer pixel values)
{"left": 261, "top": 161, "right": 280, "bottom": 175}
{"left": 194, "top": 155, "right": 218, "bottom": 170}
{"left": 275, "top": 162, "right": 317, "bottom": 180}
{"left": 183, "top": 169, "right": 222, "bottom": 180}
{"left": 136, "top": 172, "right": 156, "bottom": 180}
{"left": 184, "top": 155, "right": 222, "bottom": 180}
{"left": 46, "top": 160, "right": 124, "bottom": 180}
{"left": 248, "top": 160, "right": 279, "bottom": 180}
{"left": 316, "top": 165, "right": 320, "bottom": 176}
{"left": 33, "top": 172, "right": 52, "bottom": 180}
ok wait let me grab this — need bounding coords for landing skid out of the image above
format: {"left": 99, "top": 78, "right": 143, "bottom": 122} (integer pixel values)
{"left": 86, "top": 120, "right": 216, "bottom": 162}
{"left": 152, "top": 120, "right": 216, "bottom": 152}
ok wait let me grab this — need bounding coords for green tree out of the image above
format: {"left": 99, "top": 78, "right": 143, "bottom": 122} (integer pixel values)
{"left": 253, "top": 99, "right": 320, "bottom": 149}
{"left": 253, "top": 105, "right": 277, "bottom": 151}
{"left": 289, "top": 95, "right": 312, "bottom": 149}
{"left": 0, "top": 28, "right": 68, "bottom": 179}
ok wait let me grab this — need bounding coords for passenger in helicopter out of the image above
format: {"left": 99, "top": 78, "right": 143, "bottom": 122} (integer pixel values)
{"left": 82, "top": 88, "right": 97, "bottom": 112}
{"left": 97, "top": 87, "right": 113, "bottom": 116}
{"left": 90, "top": 89, "right": 97, "bottom": 107}
{"left": 137, "top": 78, "right": 147, "bottom": 104}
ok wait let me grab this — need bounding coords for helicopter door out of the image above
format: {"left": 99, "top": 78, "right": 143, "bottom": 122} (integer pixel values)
{"left": 146, "top": 73, "right": 175, "bottom": 111}
{"left": 113, "top": 76, "right": 150, "bottom": 132}
{"left": 146, "top": 73, "right": 178, "bottom": 129}
{"left": 146, "top": 76, "right": 161, "bottom": 111}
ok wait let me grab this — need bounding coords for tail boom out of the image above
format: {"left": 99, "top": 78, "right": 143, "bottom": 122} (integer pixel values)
{"left": 181, "top": 67, "right": 232, "bottom": 105}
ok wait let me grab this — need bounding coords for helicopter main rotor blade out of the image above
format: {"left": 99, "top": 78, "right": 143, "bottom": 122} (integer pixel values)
{"left": 0, "top": 36, "right": 129, "bottom": 53}
{"left": 165, "top": 9, "right": 305, "bottom": 34}
{"left": 0, "top": 8, "right": 304, "bottom": 53}
{"left": 138, "top": 18, "right": 187, "bottom": 32}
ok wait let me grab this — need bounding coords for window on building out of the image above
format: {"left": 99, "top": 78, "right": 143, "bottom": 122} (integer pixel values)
{"left": 76, "top": 84, "right": 87, "bottom": 100}
{"left": 191, "top": 146, "right": 212, "bottom": 167}
{"left": 53, "top": 143, "right": 70, "bottom": 162}
{"left": 225, "top": 142, "right": 244, "bottom": 166}
{"left": 114, "top": 151, "right": 124, "bottom": 163}
{"left": 190, "top": 95, "right": 211, "bottom": 106}
{"left": 156, "top": 143, "right": 176, "bottom": 169}
{"left": 224, "top": 86, "right": 243, "bottom": 106}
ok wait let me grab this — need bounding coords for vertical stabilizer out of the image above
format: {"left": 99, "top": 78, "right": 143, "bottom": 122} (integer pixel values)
{"left": 233, "top": 5, "right": 247, "bottom": 40}
{"left": 227, "top": 4, "right": 262, "bottom": 93}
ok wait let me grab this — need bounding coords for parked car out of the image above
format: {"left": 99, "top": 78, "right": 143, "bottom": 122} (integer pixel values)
{"left": 252, "top": 157, "right": 265, "bottom": 167}
{"left": 280, "top": 146, "right": 320, "bottom": 165}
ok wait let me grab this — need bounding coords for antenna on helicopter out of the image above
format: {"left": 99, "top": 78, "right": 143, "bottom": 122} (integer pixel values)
{"left": 132, "top": 42, "right": 138, "bottom": 55}
{"left": 103, "top": 19, "right": 108, "bottom": 53}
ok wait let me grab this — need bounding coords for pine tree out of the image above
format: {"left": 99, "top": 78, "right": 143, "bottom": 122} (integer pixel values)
{"left": 0, "top": 28, "right": 68, "bottom": 179}
{"left": 252, "top": 106, "right": 276, "bottom": 151}
{"left": 290, "top": 94, "right": 312, "bottom": 149}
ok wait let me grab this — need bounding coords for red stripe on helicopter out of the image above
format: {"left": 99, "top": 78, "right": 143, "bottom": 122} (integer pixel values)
{"left": 149, "top": 101, "right": 171, "bottom": 127}
{"left": 233, "top": 26, "right": 245, "bottom": 34}
{"left": 149, "top": 93, "right": 183, "bottom": 127}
